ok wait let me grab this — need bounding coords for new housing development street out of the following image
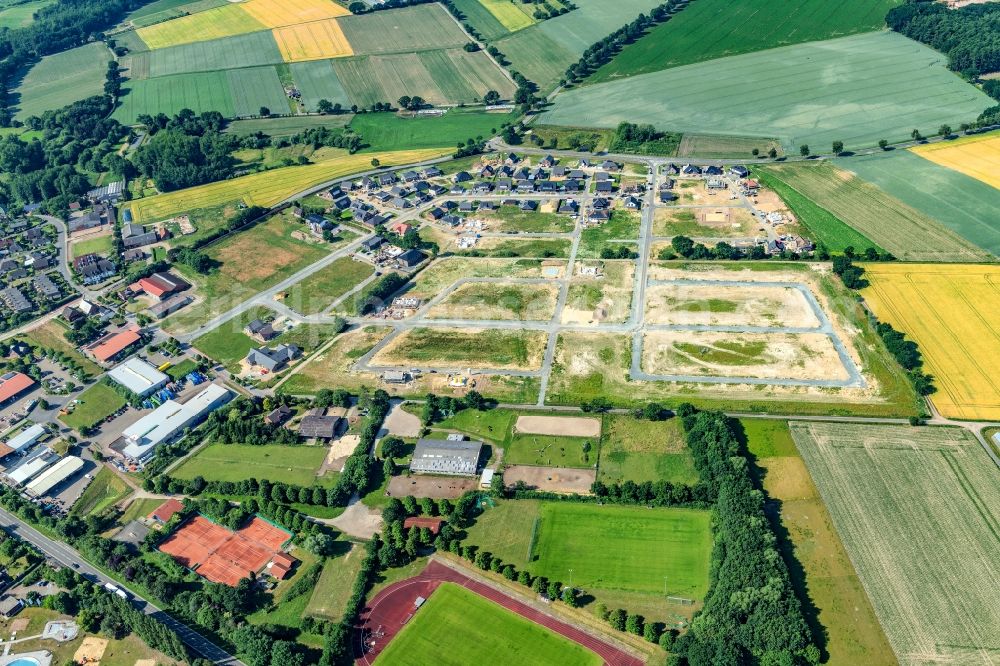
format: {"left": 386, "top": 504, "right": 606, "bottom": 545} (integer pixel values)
{"left": 0, "top": 506, "right": 245, "bottom": 666}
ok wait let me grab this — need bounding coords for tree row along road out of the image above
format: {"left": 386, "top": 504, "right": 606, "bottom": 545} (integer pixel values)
{"left": 0, "top": 506, "right": 245, "bottom": 666}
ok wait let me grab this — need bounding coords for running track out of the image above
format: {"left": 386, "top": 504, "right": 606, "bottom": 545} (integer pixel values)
{"left": 354, "top": 560, "right": 643, "bottom": 666}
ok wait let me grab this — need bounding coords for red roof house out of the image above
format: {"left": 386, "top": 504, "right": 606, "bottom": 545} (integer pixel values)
{"left": 149, "top": 498, "right": 184, "bottom": 524}
{"left": 0, "top": 372, "right": 36, "bottom": 405}
{"left": 136, "top": 272, "right": 190, "bottom": 300}
{"left": 403, "top": 516, "right": 444, "bottom": 534}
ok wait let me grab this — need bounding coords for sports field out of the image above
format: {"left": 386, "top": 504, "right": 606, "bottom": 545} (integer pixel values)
{"left": 791, "top": 422, "right": 1000, "bottom": 665}
{"left": 374, "top": 583, "right": 603, "bottom": 666}
{"left": 843, "top": 150, "right": 1000, "bottom": 257}
{"left": 273, "top": 19, "right": 353, "bottom": 62}
{"left": 861, "top": 263, "right": 1000, "bottom": 420}
{"left": 759, "top": 161, "right": 989, "bottom": 262}
{"left": 911, "top": 132, "right": 1000, "bottom": 191}
{"left": 532, "top": 503, "right": 712, "bottom": 598}
{"left": 13, "top": 42, "right": 110, "bottom": 120}
{"left": 350, "top": 109, "right": 514, "bottom": 151}
{"left": 544, "top": 32, "right": 994, "bottom": 151}
{"left": 172, "top": 443, "right": 329, "bottom": 486}
{"left": 136, "top": 3, "right": 265, "bottom": 49}
{"left": 590, "top": 0, "right": 901, "bottom": 82}
{"left": 128, "top": 148, "right": 448, "bottom": 223}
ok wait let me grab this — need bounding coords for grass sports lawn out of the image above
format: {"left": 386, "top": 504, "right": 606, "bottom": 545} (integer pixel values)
{"left": 305, "top": 545, "right": 363, "bottom": 621}
{"left": 862, "top": 263, "right": 1000, "bottom": 420}
{"left": 0, "top": 0, "right": 52, "bottom": 29}
{"left": 172, "top": 443, "right": 331, "bottom": 486}
{"left": 590, "top": 0, "right": 900, "bottom": 82}
{"left": 753, "top": 169, "right": 879, "bottom": 254}
{"left": 911, "top": 132, "right": 1000, "bottom": 190}
{"left": 791, "top": 422, "right": 1000, "bottom": 664}
{"left": 128, "top": 148, "right": 447, "bottom": 223}
{"left": 843, "top": 149, "right": 1000, "bottom": 257}
{"left": 12, "top": 42, "right": 110, "bottom": 120}
{"left": 20, "top": 321, "right": 102, "bottom": 378}
{"left": 350, "top": 109, "right": 516, "bottom": 152}
{"left": 544, "top": 32, "right": 993, "bottom": 152}
{"left": 758, "top": 161, "right": 989, "bottom": 262}
{"left": 747, "top": 420, "right": 896, "bottom": 665}
{"left": 285, "top": 256, "right": 373, "bottom": 315}
{"left": 597, "top": 415, "right": 698, "bottom": 485}
{"left": 71, "top": 467, "right": 131, "bottom": 518}
{"left": 374, "top": 583, "right": 603, "bottom": 666}
{"left": 59, "top": 381, "right": 127, "bottom": 432}
{"left": 136, "top": 3, "right": 265, "bottom": 49}
{"left": 373, "top": 328, "right": 548, "bottom": 371}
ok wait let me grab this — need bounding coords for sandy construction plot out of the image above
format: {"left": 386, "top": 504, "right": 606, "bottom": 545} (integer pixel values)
{"left": 642, "top": 330, "right": 849, "bottom": 381}
{"left": 653, "top": 206, "right": 758, "bottom": 238}
{"left": 273, "top": 19, "right": 353, "bottom": 62}
{"left": 503, "top": 465, "right": 595, "bottom": 494}
{"left": 514, "top": 415, "right": 601, "bottom": 437}
{"left": 425, "top": 282, "right": 558, "bottom": 321}
{"left": 562, "top": 261, "right": 634, "bottom": 325}
{"left": 372, "top": 327, "right": 548, "bottom": 371}
{"left": 241, "top": 0, "right": 349, "bottom": 27}
{"left": 644, "top": 283, "right": 820, "bottom": 328}
{"left": 406, "top": 257, "right": 552, "bottom": 299}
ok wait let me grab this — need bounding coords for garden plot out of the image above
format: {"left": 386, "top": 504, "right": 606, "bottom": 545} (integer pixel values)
{"left": 424, "top": 282, "right": 559, "bottom": 321}
{"left": 641, "top": 330, "right": 851, "bottom": 383}
{"left": 370, "top": 327, "right": 548, "bottom": 372}
{"left": 644, "top": 282, "right": 821, "bottom": 328}
{"left": 791, "top": 422, "right": 1000, "bottom": 666}
{"left": 561, "top": 261, "right": 634, "bottom": 325}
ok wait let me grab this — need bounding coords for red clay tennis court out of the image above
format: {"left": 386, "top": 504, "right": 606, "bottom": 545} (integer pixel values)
{"left": 159, "top": 515, "right": 292, "bottom": 587}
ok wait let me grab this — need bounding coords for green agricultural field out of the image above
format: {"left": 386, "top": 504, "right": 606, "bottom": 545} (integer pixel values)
{"left": 71, "top": 467, "right": 131, "bottom": 518}
{"left": 227, "top": 66, "right": 290, "bottom": 117}
{"left": 739, "top": 418, "right": 798, "bottom": 458}
{"left": 350, "top": 108, "right": 515, "bottom": 152}
{"left": 285, "top": 256, "right": 374, "bottom": 315}
{"left": 172, "top": 443, "right": 332, "bottom": 486}
{"left": 597, "top": 415, "right": 698, "bottom": 485}
{"left": 494, "top": 27, "right": 576, "bottom": 93}
{"left": 114, "top": 71, "right": 235, "bottom": 123}
{"left": 527, "top": 125, "right": 613, "bottom": 152}
{"left": 374, "top": 583, "right": 603, "bottom": 666}
{"left": 504, "top": 433, "right": 598, "bottom": 467}
{"left": 532, "top": 503, "right": 712, "bottom": 598}
{"left": 676, "top": 133, "right": 782, "bottom": 159}
{"left": 753, "top": 168, "right": 880, "bottom": 254}
{"left": 333, "top": 49, "right": 515, "bottom": 108}
{"left": 759, "top": 161, "right": 990, "bottom": 262}
{"left": 0, "top": 0, "right": 53, "bottom": 29}
{"left": 143, "top": 31, "right": 283, "bottom": 79}
{"left": 450, "top": 0, "right": 509, "bottom": 40}
{"left": 842, "top": 150, "right": 1000, "bottom": 257}
{"left": 305, "top": 545, "right": 363, "bottom": 621}
{"left": 126, "top": 0, "right": 225, "bottom": 22}
{"left": 340, "top": 5, "right": 469, "bottom": 54}
{"left": 590, "top": 0, "right": 900, "bottom": 82}
{"left": 13, "top": 42, "right": 111, "bottom": 120}
{"left": 791, "top": 422, "right": 1000, "bottom": 665}
{"left": 537, "top": 0, "right": 661, "bottom": 54}
{"left": 544, "top": 32, "right": 993, "bottom": 152}
{"left": 479, "top": 0, "right": 535, "bottom": 31}
{"left": 291, "top": 60, "right": 351, "bottom": 112}
{"left": 59, "top": 381, "right": 127, "bottom": 432}
{"left": 225, "top": 114, "right": 353, "bottom": 137}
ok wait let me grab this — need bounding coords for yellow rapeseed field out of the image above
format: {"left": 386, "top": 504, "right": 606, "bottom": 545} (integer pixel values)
{"left": 240, "top": 0, "right": 349, "bottom": 28}
{"left": 479, "top": 0, "right": 536, "bottom": 31}
{"left": 910, "top": 132, "right": 1000, "bottom": 191}
{"left": 136, "top": 4, "right": 265, "bottom": 49}
{"left": 129, "top": 148, "right": 449, "bottom": 223}
{"left": 861, "top": 263, "right": 1000, "bottom": 420}
{"left": 273, "top": 19, "right": 353, "bottom": 62}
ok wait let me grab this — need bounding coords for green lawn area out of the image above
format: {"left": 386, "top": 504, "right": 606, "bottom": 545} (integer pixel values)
{"left": 463, "top": 499, "right": 541, "bottom": 567}
{"left": 531, "top": 503, "right": 712, "bottom": 599}
{"left": 739, "top": 418, "right": 798, "bottom": 458}
{"left": 119, "top": 498, "right": 165, "bottom": 525}
{"left": 485, "top": 205, "right": 575, "bottom": 233}
{"left": 505, "top": 433, "right": 597, "bottom": 468}
{"left": 164, "top": 358, "right": 198, "bottom": 381}
{"left": 578, "top": 209, "right": 640, "bottom": 258}
{"left": 374, "top": 582, "right": 603, "bottom": 666}
{"left": 430, "top": 408, "right": 517, "bottom": 444}
{"left": 59, "top": 381, "right": 127, "bottom": 432}
{"left": 172, "top": 443, "right": 333, "bottom": 486}
{"left": 71, "top": 467, "right": 132, "bottom": 518}
{"left": 70, "top": 234, "right": 113, "bottom": 259}
{"left": 350, "top": 108, "right": 516, "bottom": 152}
{"left": 191, "top": 307, "right": 271, "bottom": 373}
{"left": 247, "top": 549, "right": 324, "bottom": 646}
{"left": 285, "top": 256, "right": 374, "bottom": 315}
{"left": 597, "top": 415, "right": 698, "bottom": 485}
{"left": 305, "top": 544, "right": 363, "bottom": 621}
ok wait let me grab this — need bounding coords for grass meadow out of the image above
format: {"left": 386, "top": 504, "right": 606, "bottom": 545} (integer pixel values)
{"left": 544, "top": 32, "right": 993, "bottom": 152}
{"left": 13, "top": 42, "right": 110, "bottom": 120}
{"left": 20, "top": 321, "right": 102, "bottom": 378}
{"left": 350, "top": 108, "right": 515, "bottom": 151}
{"left": 284, "top": 256, "right": 374, "bottom": 315}
{"left": 305, "top": 545, "right": 363, "bottom": 621}
{"left": 590, "top": 0, "right": 901, "bottom": 82}
{"left": 225, "top": 114, "right": 353, "bottom": 137}
{"left": 0, "top": 0, "right": 53, "bottom": 29}
{"left": 373, "top": 583, "right": 603, "bottom": 666}
{"left": 759, "top": 161, "right": 989, "bottom": 262}
{"left": 71, "top": 467, "right": 131, "bottom": 518}
{"left": 172, "top": 443, "right": 332, "bottom": 486}
{"left": 59, "top": 381, "right": 127, "bottom": 432}
{"left": 597, "top": 415, "right": 698, "bottom": 486}
{"left": 792, "top": 422, "right": 1000, "bottom": 664}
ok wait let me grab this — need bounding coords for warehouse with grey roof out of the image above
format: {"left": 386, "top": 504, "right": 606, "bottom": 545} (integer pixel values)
{"left": 409, "top": 439, "right": 483, "bottom": 476}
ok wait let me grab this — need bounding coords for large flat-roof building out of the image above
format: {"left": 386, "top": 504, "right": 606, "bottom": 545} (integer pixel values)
{"left": 409, "top": 438, "right": 483, "bottom": 476}
{"left": 108, "top": 358, "right": 169, "bottom": 397}
{"left": 7, "top": 452, "right": 56, "bottom": 486}
{"left": 119, "top": 384, "right": 232, "bottom": 462}
{"left": 26, "top": 455, "right": 84, "bottom": 497}
{"left": 5, "top": 423, "right": 46, "bottom": 454}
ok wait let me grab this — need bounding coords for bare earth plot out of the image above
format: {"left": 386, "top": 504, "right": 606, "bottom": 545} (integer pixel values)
{"left": 370, "top": 327, "right": 548, "bottom": 372}
{"left": 562, "top": 261, "right": 634, "bottom": 325}
{"left": 791, "top": 422, "right": 1000, "bottom": 666}
{"left": 543, "top": 32, "right": 994, "bottom": 151}
{"left": 514, "top": 415, "right": 601, "bottom": 437}
{"left": 644, "top": 282, "right": 821, "bottom": 328}
{"left": 424, "top": 281, "right": 559, "bottom": 321}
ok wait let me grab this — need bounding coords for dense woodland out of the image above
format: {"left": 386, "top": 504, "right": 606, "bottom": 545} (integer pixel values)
{"left": 887, "top": 0, "right": 1000, "bottom": 77}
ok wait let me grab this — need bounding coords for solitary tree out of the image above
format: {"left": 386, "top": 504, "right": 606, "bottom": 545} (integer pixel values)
{"left": 832, "top": 140, "right": 844, "bottom": 155}
{"left": 878, "top": 139, "right": 889, "bottom": 150}
{"left": 258, "top": 106, "right": 271, "bottom": 117}
{"left": 768, "top": 147, "right": 778, "bottom": 158}
{"left": 751, "top": 148, "right": 759, "bottom": 157}
{"left": 483, "top": 90, "right": 501, "bottom": 105}
{"left": 799, "top": 144, "right": 810, "bottom": 157}
{"left": 317, "top": 99, "right": 334, "bottom": 114}
{"left": 370, "top": 158, "right": 380, "bottom": 167}
{"left": 911, "top": 128, "right": 923, "bottom": 141}
{"left": 938, "top": 124, "right": 952, "bottom": 138}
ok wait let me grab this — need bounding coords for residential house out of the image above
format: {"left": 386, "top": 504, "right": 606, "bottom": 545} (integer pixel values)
{"left": 588, "top": 208, "right": 610, "bottom": 223}
{"left": 245, "top": 344, "right": 301, "bottom": 373}
{"left": 539, "top": 154, "right": 556, "bottom": 167}
{"left": 265, "top": 405, "right": 292, "bottom": 426}
{"left": 74, "top": 254, "right": 116, "bottom": 285}
{"left": 681, "top": 164, "right": 702, "bottom": 176}
{"left": 33, "top": 274, "right": 59, "bottom": 299}
{"left": 705, "top": 165, "right": 724, "bottom": 176}
{"left": 624, "top": 196, "right": 642, "bottom": 209}
{"left": 453, "top": 171, "right": 472, "bottom": 184}
{"left": 558, "top": 200, "right": 579, "bottom": 215}
{"left": 0, "top": 287, "right": 31, "bottom": 313}
{"left": 397, "top": 249, "right": 425, "bottom": 268}
{"left": 427, "top": 207, "right": 445, "bottom": 220}
{"left": 518, "top": 200, "right": 538, "bottom": 211}
{"left": 592, "top": 197, "right": 610, "bottom": 209}
{"left": 422, "top": 166, "right": 443, "bottom": 178}
{"left": 458, "top": 201, "right": 474, "bottom": 213}
{"left": 551, "top": 165, "right": 566, "bottom": 178}
{"left": 377, "top": 173, "right": 395, "bottom": 187}
{"left": 245, "top": 319, "right": 278, "bottom": 343}
{"left": 361, "top": 236, "right": 383, "bottom": 252}
{"left": 600, "top": 160, "right": 620, "bottom": 171}
{"left": 595, "top": 180, "right": 614, "bottom": 193}
{"left": 729, "top": 165, "right": 749, "bottom": 178}
{"left": 402, "top": 170, "right": 420, "bottom": 183}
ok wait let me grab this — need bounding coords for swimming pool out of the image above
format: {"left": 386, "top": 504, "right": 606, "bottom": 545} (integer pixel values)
{"left": 7, "top": 658, "right": 40, "bottom": 666}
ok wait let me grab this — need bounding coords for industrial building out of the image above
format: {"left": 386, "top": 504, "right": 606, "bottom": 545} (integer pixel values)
{"left": 119, "top": 383, "right": 232, "bottom": 462}
{"left": 108, "top": 358, "right": 169, "bottom": 397}
{"left": 4, "top": 423, "right": 46, "bottom": 454}
{"left": 26, "top": 456, "right": 84, "bottom": 496}
{"left": 7, "top": 452, "right": 56, "bottom": 486}
{"left": 0, "top": 372, "right": 35, "bottom": 406}
{"left": 409, "top": 439, "right": 483, "bottom": 476}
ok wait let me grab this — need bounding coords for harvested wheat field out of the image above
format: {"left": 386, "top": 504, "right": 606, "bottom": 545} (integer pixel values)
{"left": 911, "top": 132, "right": 1000, "bottom": 191}
{"left": 273, "top": 19, "right": 353, "bottom": 62}
{"left": 241, "top": 0, "right": 349, "bottom": 28}
{"left": 862, "top": 262, "right": 1000, "bottom": 420}
{"left": 644, "top": 282, "right": 820, "bottom": 328}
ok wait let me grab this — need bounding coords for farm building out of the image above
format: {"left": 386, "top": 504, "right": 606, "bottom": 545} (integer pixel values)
{"left": 118, "top": 384, "right": 233, "bottom": 462}
{"left": 133, "top": 272, "right": 190, "bottom": 300}
{"left": 108, "top": 358, "right": 169, "bottom": 397}
{"left": 410, "top": 439, "right": 483, "bottom": 476}
{"left": 26, "top": 455, "right": 84, "bottom": 497}
{"left": 0, "top": 372, "right": 36, "bottom": 406}
{"left": 403, "top": 516, "right": 444, "bottom": 534}
{"left": 298, "top": 414, "right": 341, "bottom": 439}
{"left": 148, "top": 294, "right": 193, "bottom": 319}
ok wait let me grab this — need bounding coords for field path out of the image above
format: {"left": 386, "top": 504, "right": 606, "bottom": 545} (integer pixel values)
{"left": 355, "top": 559, "right": 645, "bottom": 666}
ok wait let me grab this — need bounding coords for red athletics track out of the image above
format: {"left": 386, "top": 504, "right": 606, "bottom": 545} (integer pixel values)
{"left": 354, "top": 560, "right": 643, "bottom": 666}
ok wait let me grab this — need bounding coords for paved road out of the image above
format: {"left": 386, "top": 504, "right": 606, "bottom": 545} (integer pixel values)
{"left": 0, "top": 507, "right": 245, "bottom": 666}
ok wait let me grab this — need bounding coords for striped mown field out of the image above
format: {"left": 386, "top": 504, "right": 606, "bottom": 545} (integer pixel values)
{"left": 861, "top": 263, "right": 1000, "bottom": 420}
{"left": 911, "top": 132, "right": 1000, "bottom": 191}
